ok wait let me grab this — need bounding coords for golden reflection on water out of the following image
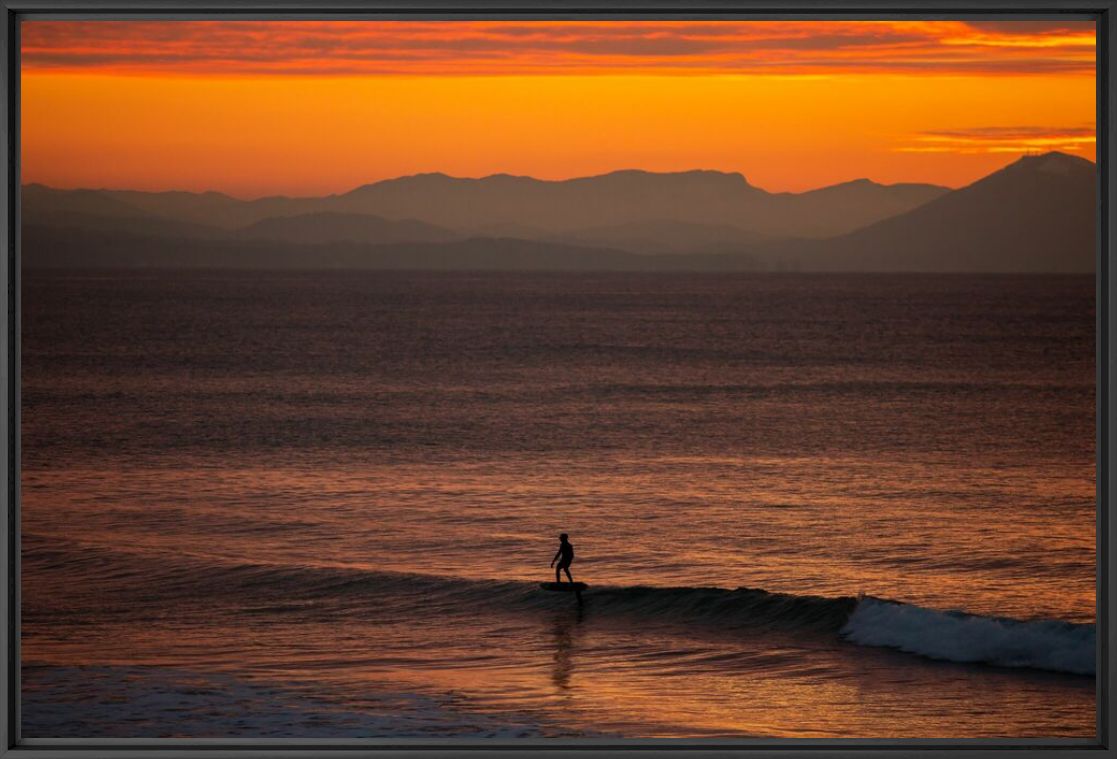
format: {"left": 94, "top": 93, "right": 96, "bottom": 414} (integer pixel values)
{"left": 23, "top": 452, "right": 1096, "bottom": 623}
{"left": 550, "top": 608, "right": 582, "bottom": 692}
{"left": 20, "top": 272, "right": 1096, "bottom": 738}
{"left": 24, "top": 600, "right": 1094, "bottom": 738}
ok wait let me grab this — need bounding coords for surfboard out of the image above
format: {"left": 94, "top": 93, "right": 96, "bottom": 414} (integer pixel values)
{"left": 540, "top": 582, "right": 588, "bottom": 592}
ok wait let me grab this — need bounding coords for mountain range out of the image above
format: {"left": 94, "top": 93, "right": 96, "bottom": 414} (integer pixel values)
{"left": 22, "top": 151, "right": 1096, "bottom": 272}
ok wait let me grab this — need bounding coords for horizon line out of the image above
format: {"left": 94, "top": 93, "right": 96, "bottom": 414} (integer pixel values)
{"left": 20, "top": 150, "right": 1094, "bottom": 202}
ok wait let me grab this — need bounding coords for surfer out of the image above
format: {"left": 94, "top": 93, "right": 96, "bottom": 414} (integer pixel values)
{"left": 550, "top": 533, "right": 575, "bottom": 584}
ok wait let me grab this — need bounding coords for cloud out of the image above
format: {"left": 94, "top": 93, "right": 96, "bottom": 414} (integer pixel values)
{"left": 897, "top": 125, "right": 1096, "bottom": 153}
{"left": 21, "top": 20, "right": 1096, "bottom": 77}
{"left": 961, "top": 20, "right": 1094, "bottom": 36}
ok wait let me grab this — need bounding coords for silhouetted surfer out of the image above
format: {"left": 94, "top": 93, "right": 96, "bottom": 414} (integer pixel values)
{"left": 551, "top": 533, "right": 575, "bottom": 584}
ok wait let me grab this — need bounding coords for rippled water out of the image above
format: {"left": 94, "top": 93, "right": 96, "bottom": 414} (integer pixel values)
{"left": 21, "top": 271, "right": 1096, "bottom": 738}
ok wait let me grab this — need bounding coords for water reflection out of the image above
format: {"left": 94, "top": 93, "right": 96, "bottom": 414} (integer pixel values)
{"left": 550, "top": 606, "right": 584, "bottom": 692}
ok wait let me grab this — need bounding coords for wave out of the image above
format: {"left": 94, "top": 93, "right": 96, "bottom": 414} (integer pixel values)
{"left": 580, "top": 584, "right": 857, "bottom": 633}
{"left": 841, "top": 597, "right": 1095, "bottom": 676}
{"left": 22, "top": 534, "right": 856, "bottom": 631}
{"left": 577, "top": 587, "right": 1094, "bottom": 676}
{"left": 24, "top": 534, "right": 1094, "bottom": 676}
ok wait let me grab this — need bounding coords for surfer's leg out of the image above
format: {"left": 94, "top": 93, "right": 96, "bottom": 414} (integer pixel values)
{"left": 555, "top": 566, "right": 561, "bottom": 583}
{"left": 563, "top": 566, "right": 573, "bottom": 583}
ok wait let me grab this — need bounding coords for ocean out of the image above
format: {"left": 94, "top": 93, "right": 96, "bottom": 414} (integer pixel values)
{"left": 20, "top": 270, "right": 1096, "bottom": 738}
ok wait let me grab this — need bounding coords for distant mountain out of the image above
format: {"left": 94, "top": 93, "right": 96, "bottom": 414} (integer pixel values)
{"left": 23, "top": 183, "right": 335, "bottom": 230}
{"left": 102, "top": 188, "right": 331, "bottom": 230}
{"left": 22, "top": 184, "right": 183, "bottom": 227}
{"left": 22, "top": 185, "right": 226, "bottom": 241}
{"left": 237, "top": 212, "right": 460, "bottom": 246}
{"left": 777, "top": 179, "right": 951, "bottom": 239}
{"left": 23, "top": 169, "right": 948, "bottom": 246}
{"left": 20, "top": 153, "right": 1094, "bottom": 271}
{"left": 328, "top": 170, "right": 946, "bottom": 240}
{"left": 20, "top": 226, "right": 674, "bottom": 270}
{"left": 22, "top": 209, "right": 224, "bottom": 242}
{"left": 330, "top": 170, "right": 764, "bottom": 235}
{"left": 778, "top": 152, "right": 1097, "bottom": 272}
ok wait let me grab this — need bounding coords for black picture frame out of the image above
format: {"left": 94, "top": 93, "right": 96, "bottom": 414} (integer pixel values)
{"left": 1, "top": 2, "right": 1112, "bottom": 756}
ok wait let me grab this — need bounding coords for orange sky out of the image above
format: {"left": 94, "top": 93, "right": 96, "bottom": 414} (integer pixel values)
{"left": 20, "top": 20, "right": 1096, "bottom": 196}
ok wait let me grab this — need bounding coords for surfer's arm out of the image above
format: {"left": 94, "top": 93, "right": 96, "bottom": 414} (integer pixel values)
{"left": 550, "top": 549, "right": 560, "bottom": 567}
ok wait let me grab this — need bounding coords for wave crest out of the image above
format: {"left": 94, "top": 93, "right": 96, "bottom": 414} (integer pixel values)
{"left": 841, "top": 597, "right": 1095, "bottom": 676}
{"left": 24, "top": 535, "right": 1095, "bottom": 676}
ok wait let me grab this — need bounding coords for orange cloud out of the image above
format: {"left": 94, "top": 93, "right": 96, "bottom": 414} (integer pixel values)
{"left": 21, "top": 20, "right": 1096, "bottom": 77}
{"left": 19, "top": 20, "right": 1097, "bottom": 196}
{"left": 899, "top": 125, "right": 1096, "bottom": 154}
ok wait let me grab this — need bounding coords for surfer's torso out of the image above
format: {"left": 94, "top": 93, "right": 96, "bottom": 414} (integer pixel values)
{"left": 558, "top": 542, "right": 574, "bottom": 565}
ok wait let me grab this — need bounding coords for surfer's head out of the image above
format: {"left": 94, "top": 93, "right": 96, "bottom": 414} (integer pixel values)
{"left": 560, "top": 533, "right": 569, "bottom": 542}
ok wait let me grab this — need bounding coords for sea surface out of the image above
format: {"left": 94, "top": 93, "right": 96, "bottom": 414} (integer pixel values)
{"left": 20, "top": 270, "right": 1097, "bottom": 738}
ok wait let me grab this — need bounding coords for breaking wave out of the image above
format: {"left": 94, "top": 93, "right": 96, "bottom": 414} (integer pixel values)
{"left": 840, "top": 597, "right": 1094, "bottom": 676}
{"left": 24, "top": 534, "right": 1094, "bottom": 676}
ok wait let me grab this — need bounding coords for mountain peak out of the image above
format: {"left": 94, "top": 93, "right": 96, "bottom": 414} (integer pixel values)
{"left": 481, "top": 172, "right": 533, "bottom": 182}
{"left": 579, "top": 168, "right": 756, "bottom": 191}
{"left": 347, "top": 172, "right": 456, "bottom": 194}
{"left": 805, "top": 177, "right": 880, "bottom": 193}
{"left": 1007, "top": 151, "right": 1095, "bottom": 176}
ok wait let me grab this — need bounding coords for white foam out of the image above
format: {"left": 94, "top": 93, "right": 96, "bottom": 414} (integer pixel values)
{"left": 840, "top": 598, "right": 1095, "bottom": 676}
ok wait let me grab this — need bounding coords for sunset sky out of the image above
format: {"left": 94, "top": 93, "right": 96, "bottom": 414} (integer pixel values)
{"left": 21, "top": 19, "right": 1096, "bottom": 197}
